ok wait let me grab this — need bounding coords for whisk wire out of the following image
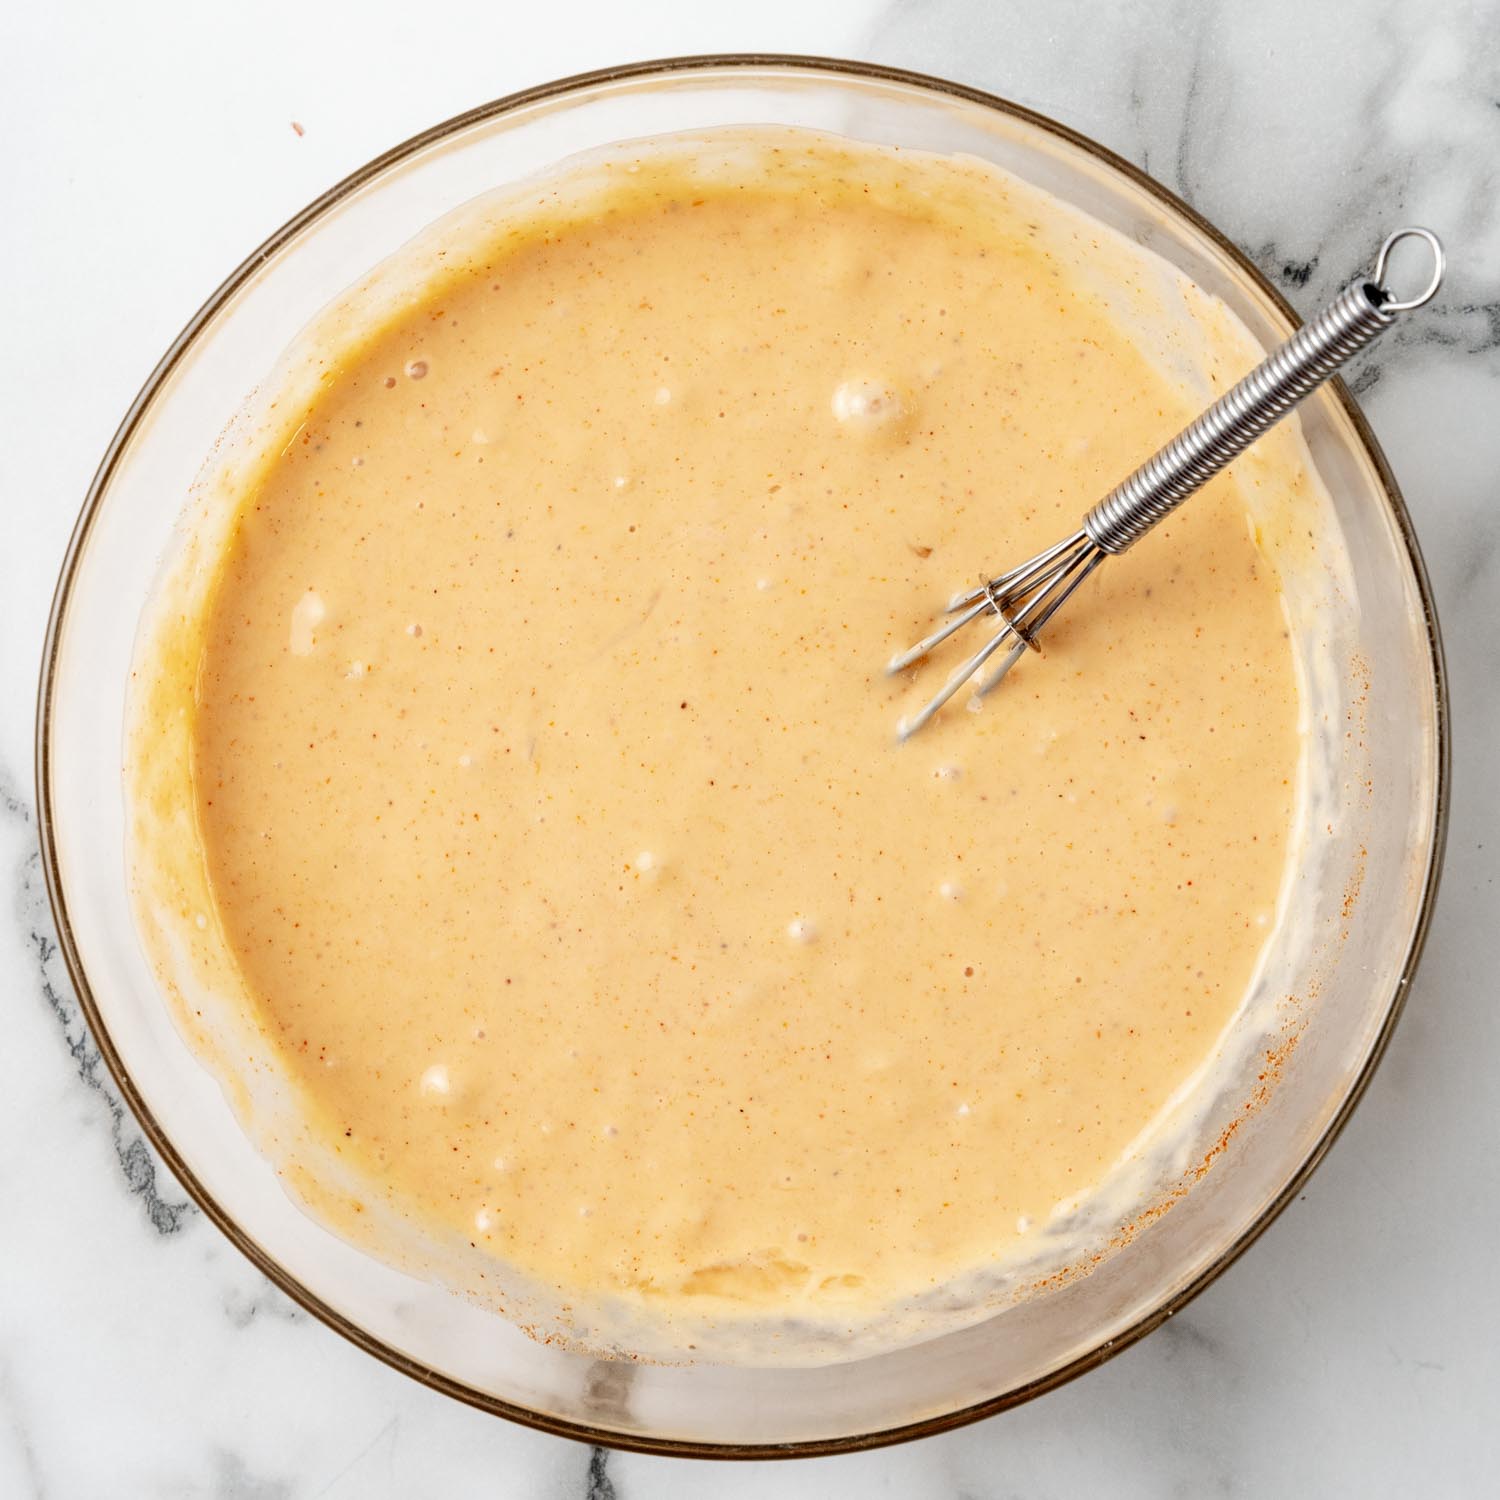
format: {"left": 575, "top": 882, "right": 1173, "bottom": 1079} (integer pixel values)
{"left": 895, "top": 535, "right": 1106, "bottom": 739}
{"left": 945, "top": 528, "right": 1089, "bottom": 614}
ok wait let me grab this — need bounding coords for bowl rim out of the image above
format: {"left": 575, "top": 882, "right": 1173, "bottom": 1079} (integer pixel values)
{"left": 34, "top": 51, "right": 1450, "bottom": 1459}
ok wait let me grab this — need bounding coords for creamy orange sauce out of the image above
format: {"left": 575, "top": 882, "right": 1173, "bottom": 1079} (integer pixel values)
{"left": 172, "top": 134, "right": 1300, "bottom": 1349}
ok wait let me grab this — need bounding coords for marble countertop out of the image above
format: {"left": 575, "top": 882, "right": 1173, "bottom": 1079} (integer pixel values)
{"left": 3, "top": 0, "right": 1497, "bottom": 1493}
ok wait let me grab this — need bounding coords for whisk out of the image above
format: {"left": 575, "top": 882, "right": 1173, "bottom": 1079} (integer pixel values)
{"left": 889, "top": 226, "right": 1445, "bottom": 739}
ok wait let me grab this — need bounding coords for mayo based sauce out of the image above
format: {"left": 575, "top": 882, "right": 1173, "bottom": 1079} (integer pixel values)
{"left": 145, "top": 132, "right": 1303, "bottom": 1354}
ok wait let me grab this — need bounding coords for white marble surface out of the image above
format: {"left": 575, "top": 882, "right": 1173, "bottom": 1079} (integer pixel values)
{"left": 3, "top": 0, "right": 1498, "bottom": 1493}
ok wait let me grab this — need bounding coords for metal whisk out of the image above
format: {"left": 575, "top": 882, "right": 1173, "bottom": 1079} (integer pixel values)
{"left": 890, "top": 226, "right": 1445, "bottom": 739}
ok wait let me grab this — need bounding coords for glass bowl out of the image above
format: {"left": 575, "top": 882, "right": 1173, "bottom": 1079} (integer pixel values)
{"left": 37, "top": 56, "right": 1447, "bottom": 1456}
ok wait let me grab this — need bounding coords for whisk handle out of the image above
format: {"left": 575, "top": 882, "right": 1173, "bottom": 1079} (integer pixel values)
{"left": 1082, "top": 227, "right": 1444, "bottom": 555}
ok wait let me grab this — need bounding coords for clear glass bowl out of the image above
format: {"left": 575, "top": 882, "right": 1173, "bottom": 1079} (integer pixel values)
{"left": 37, "top": 56, "right": 1447, "bottom": 1455}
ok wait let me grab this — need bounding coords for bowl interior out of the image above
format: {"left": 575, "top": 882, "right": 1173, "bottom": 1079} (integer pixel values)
{"left": 40, "top": 58, "right": 1444, "bottom": 1454}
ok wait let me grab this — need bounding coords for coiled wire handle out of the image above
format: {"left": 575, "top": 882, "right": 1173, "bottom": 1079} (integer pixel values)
{"left": 1083, "top": 227, "right": 1444, "bottom": 555}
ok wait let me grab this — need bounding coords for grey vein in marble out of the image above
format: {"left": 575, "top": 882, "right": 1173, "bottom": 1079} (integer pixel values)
{"left": 585, "top": 1447, "right": 617, "bottom": 1500}
{"left": 3, "top": 765, "right": 193, "bottom": 1237}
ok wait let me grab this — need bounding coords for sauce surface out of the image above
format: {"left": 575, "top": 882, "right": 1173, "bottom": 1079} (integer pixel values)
{"left": 187, "top": 135, "right": 1299, "bottom": 1340}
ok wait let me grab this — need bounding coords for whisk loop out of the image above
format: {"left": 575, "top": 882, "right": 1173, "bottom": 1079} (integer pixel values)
{"left": 890, "top": 226, "right": 1444, "bottom": 740}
